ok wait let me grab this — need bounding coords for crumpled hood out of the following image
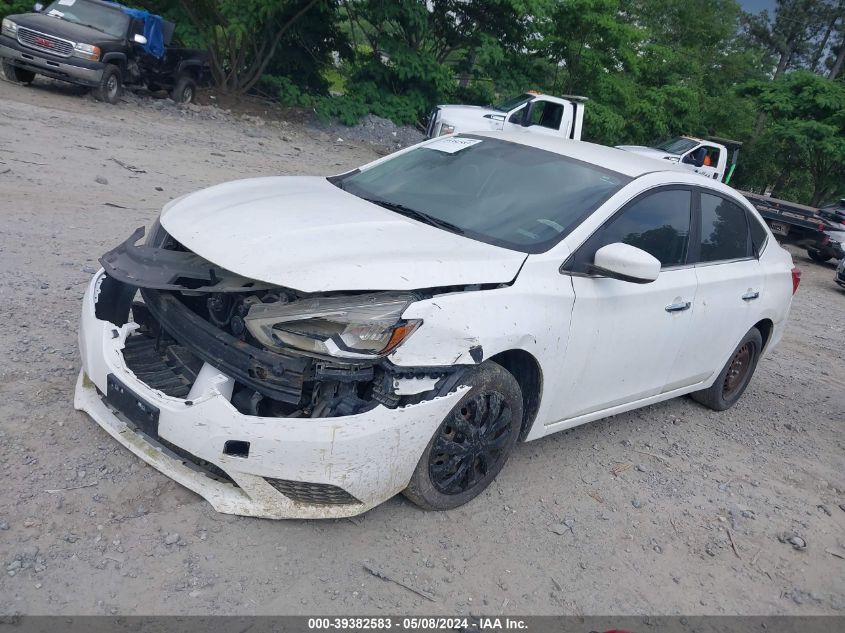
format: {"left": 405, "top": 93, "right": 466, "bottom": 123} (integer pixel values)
{"left": 160, "top": 176, "right": 527, "bottom": 293}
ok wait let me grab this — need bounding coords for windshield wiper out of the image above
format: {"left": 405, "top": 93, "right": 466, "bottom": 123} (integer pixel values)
{"left": 62, "top": 19, "right": 110, "bottom": 34}
{"left": 359, "top": 196, "right": 465, "bottom": 235}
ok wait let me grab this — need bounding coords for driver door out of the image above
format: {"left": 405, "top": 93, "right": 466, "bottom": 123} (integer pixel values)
{"left": 682, "top": 144, "right": 721, "bottom": 180}
{"left": 552, "top": 187, "right": 698, "bottom": 422}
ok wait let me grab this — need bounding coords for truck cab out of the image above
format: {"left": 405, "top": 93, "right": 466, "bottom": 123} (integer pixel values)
{"left": 618, "top": 136, "right": 732, "bottom": 181}
{"left": 425, "top": 92, "right": 587, "bottom": 141}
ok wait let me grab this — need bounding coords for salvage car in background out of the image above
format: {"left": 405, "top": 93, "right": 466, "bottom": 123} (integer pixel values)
{"left": 0, "top": 0, "right": 207, "bottom": 103}
{"left": 75, "top": 133, "right": 800, "bottom": 519}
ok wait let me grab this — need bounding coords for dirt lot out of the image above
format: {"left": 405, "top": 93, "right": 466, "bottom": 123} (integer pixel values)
{"left": 0, "top": 78, "right": 843, "bottom": 617}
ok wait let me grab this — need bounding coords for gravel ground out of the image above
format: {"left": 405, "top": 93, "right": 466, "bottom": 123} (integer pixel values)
{"left": 310, "top": 113, "right": 426, "bottom": 150}
{"left": 0, "top": 78, "right": 843, "bottom": 617}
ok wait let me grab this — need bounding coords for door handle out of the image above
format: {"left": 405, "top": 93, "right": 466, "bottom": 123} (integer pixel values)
{"left": 742, "top": 291, "right": 760, "bottom": 301}
{"left": 665, "top": 301, "right": 691, "bottom": 313}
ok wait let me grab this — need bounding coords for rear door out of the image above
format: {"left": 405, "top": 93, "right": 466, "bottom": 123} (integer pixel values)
{"left": 668, "top": 190, "right": 766, "bottom": 390}
{"left": 554, "top": 187, "right": 697, "bottom": 421}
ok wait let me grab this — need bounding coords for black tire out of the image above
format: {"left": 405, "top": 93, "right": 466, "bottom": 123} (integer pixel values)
{"left": 170, "top": 75, "right": 196, "bottom": 103}
{"left": 808, "top": 249, "right": 831, "bottom": 263}
{"left": 403, "top": 361, "right": 523, "bottom": 511}
{"left": 94, "top": 65, "right": 122, "bottom": 104}
{"left": 691, "top": 328, "right": 763, "bottom": 411}
{"left": 2, "top": 61, "right": 35, "bottom": 84}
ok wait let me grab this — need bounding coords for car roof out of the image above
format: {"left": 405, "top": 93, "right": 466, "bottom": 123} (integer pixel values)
{"left": 469, "top": 131, "right": 687, "bottom": 178}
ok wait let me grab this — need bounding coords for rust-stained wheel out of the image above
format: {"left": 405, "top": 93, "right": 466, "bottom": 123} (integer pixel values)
{"left": 691, "top": 328, "right": 763, "bottom": 411}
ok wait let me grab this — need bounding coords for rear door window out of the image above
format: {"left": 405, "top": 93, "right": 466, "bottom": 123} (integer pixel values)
{"left": 698, "top": 193, "right": 751, "bottom": 262}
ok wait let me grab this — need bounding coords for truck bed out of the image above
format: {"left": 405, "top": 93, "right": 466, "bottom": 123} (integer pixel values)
{"left": 739, "top": 190, "right": 832, "bottom": 240}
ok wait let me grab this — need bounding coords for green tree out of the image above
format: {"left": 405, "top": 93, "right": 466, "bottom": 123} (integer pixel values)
{"left": 739, "top": 71, "right": 845, "bottom": 205}
{"left": 178, "top": 0, "right": 328, "bottom": 94}
{"left": 0, "top": 1, "right": 32, "bottom": 21}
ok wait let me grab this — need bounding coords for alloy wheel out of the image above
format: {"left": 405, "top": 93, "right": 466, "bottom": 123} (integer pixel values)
{"left": 107, "top": 76, "right": 118, "bottom": 100}
{"left": 429, "top": 392, "right": 513, "bottom": 495}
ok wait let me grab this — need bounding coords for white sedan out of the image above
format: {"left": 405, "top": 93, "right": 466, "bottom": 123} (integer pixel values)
{"left": 75, "top": 132, "right": 800, "bottom": 518}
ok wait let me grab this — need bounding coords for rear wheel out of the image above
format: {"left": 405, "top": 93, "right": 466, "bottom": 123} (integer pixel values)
{"left": 691, "top": 328, "right": 763, "bottom": 411}
{"left": 808, "top": 249, "right": 831, "bottom": 263}
{"left": 170, "top": 75, "right": 196, "bottom": 103}
{"left": 94, "top": 65, "right": 122, "bottom": 104}
{"left": 403, "top": 362, "right": 522, "bottom": 511}
{"left": 2, "top": 61, "right": 35, "bottom": 84}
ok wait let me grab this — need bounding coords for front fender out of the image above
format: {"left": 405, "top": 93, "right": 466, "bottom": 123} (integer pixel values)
{"left": 101, "top": 51, "right": 126, "bottom": 68}
{"left": 389, "top": 253, "right": 573, "bottom": 375}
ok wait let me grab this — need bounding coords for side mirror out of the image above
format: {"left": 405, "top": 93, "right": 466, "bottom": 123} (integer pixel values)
{"left": 133, "top": 33, "right": 148, "bottom": 45}
{"left": 590, "top": 243, "right": 660, "bottom": 284}
{"left": 33, "top": 3, "right": 43, "bottom": 11}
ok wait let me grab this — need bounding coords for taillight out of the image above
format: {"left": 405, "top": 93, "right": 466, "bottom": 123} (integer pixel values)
{"left": 791, "top": 267, "right": 801, "bottom": 294}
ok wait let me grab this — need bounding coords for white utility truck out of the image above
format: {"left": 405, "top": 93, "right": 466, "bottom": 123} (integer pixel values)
{"left": 425, "top": 92, "right": 587, "bottom": 140}
{"left": 618, "top": 136, "right": 742, "bottom": 184}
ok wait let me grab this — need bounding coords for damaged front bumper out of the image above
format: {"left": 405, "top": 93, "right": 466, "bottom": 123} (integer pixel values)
{"left": 75, "top": 270, "right": 468, "bottom": 519}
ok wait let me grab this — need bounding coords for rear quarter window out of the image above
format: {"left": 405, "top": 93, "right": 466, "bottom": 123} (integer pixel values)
{"left": 747, "top": 211, "right": 769, "bottom": 256}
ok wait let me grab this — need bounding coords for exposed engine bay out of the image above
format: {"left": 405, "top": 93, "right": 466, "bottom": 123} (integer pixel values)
{"left": 96, "top": 225, "right": 468, "bottom": 419}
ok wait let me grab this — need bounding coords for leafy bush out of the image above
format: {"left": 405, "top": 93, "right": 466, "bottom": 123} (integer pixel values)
{"left": 260, "top": 74, "right": 317, "bottom": 108}
{"left": 454, "top": 80, "right": 495, "bottom": 107}
{"left": 0, "top": 0, "right": 32, "bottom": 21}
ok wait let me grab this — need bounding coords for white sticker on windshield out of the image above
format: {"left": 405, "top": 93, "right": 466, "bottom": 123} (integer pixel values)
{"left": 47, "top": 9, "right": 64, "bottom": 16}
{"left": 424, "top": 137, "right": 482, "bottom": 154}
{"left": 58, "top": 0, "right": 76, "bottom": 6}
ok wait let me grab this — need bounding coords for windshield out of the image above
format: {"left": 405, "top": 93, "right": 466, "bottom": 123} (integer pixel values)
{"left": 335, "top": 136, "right": 628, "bottom": 253}
{"left": 492, "top": 93, "right": 533, "bottom": 112}
{"left": 653, "top": 137, "right": 699, "bottom": 155}
{"left": 44, "top": 0, "right": 129, "bottom": 38}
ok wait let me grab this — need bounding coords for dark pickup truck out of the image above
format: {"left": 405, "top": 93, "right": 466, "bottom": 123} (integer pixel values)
{"left": 1, "top": 0, "right": 208, "bottom": 104}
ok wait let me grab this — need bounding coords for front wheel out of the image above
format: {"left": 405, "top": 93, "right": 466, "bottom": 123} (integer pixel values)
{"left": 403, "top": 362, "right": 523, "bottom": 511}
{"left": 94, "top": 65, "right": 122, "bottom": 104}
{"left": 170, "top": 75, "right": 196, "bottom": 103}
{"left": 808, "top": 249, "right": 831, "bottom": 263}
{"left": 691, "top": 328, "right": 763, "bottom": 411}
{"left": 2, "top": 61, "right": 36, "bottom": 84}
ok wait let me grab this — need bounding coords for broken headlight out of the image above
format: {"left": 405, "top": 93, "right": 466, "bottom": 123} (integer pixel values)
{"left": 244, "top": 293, "right": 421, "bottom": 359}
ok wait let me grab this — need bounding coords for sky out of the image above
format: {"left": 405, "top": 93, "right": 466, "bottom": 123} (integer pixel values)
{"left": 738, "top": 0, "right": 777, "bottom": 13}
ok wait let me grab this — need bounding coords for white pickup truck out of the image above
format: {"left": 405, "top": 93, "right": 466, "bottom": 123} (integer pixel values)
{"left": 425, "top": 92, "right": 587, "bottom": 141}
{"left": 618, "top": 136, "right": 742, "bottom": 184}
